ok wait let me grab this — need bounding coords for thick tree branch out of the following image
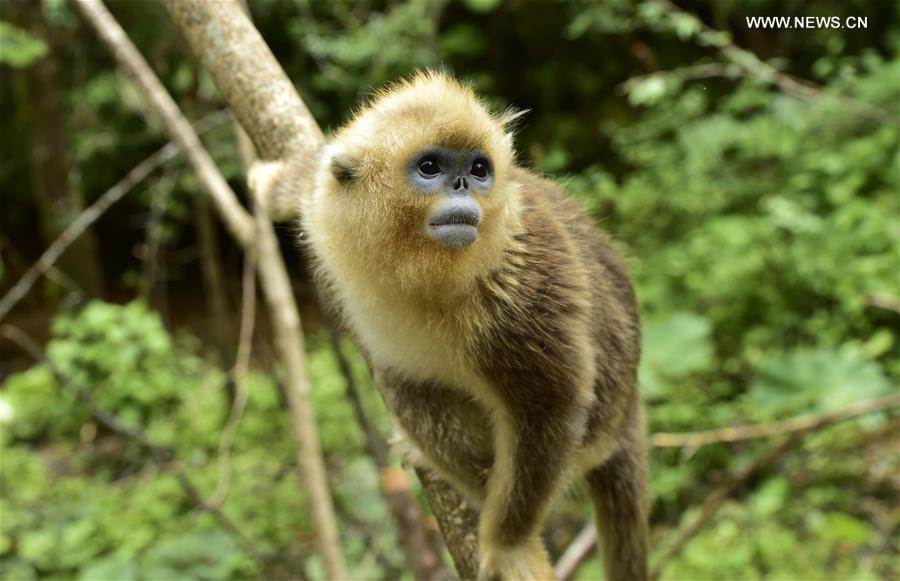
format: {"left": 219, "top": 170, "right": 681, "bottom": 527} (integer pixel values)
{"left": 73, "top": 1, "right": 346, "bottom": 577}
{"left": 73, "top": 0, "right": 254, "bottom": 244}
{"left": 162, "top": 0, "right": 323, "bottom": 159}
{"left": 416, "top": 468, "right": 481, "bottom": 580}
{"left": 162, "top": 0, "right": 325, "bottom": 221}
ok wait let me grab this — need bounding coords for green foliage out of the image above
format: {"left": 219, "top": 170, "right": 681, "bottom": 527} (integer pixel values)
{"left": 0, "top": 22, "right": 47, "bottom": 68}
{"left": 2, "top": 0, "right": 898, "bottom": 579}
{"left": 0, "top": 303, "right": 395, "bottom": 579}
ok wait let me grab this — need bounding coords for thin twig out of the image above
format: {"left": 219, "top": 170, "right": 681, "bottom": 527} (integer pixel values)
{"left": 650, "top": 393, "right": 900, "bottom": 448}
{"left": 206, "top": 236, "right": 257, "bottom": 508}
{"left": 0, "top": 324, "right": 275, "bottom": 576}
{"left": 554, "top": 522, "right": 598, "bottom": 581}
{"left": 553, "top": 395, "right": 900, "bottom": 579}
{"left": 866, "top": 293, "right": 900, "bottom": 315}
{"left": 649, "top": 435, "right": 801, "bottom": 581}
{"left": 0, "top": 111, "right": 230, "bottom": 322}
{"left": 73, "top": 0, "right": 254, "bottom": 244}
{"left": 139, "top": 170, "right": 175, "bottom": 303}
{"left": 329, "top": 329, "right": 446, "bottom": 580}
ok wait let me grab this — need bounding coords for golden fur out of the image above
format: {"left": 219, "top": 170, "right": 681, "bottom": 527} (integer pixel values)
{"left": 252, "top": 71, "right": 648, "bottom": 581}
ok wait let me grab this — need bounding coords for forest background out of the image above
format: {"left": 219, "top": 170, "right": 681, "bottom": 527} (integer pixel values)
{"left": 0, "top": 0, "right": 898, "bottom": 579}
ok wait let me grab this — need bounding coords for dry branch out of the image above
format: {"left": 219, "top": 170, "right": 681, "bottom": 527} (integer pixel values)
{"left": 554, "top": 394, "right": 900, "bottom": 580}
{"left": 0, "top": 111, "right": 229, "bottom": 321}
{"left": 206, "top": 237, "right": 257, "bottom": 508}
{"left": 73, "top": 1, "right": 346, "bottom": 577}
{"left": 649, "top": 435, "right": 801, "bottom": 581}
{"left": 73, "top": 0, "right": 253, "bottom": 245}
{"left": 554, "top": 522, "right": 598, "bottom": 581}
{"left": 650, "top": 393, "right": 900, "bottom": 448}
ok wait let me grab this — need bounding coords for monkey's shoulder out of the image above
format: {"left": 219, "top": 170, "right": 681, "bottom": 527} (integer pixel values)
{"left": 506, "top": 166, "right": 633, "bottom": 292}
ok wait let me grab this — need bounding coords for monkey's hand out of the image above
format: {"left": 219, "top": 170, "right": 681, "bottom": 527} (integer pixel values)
{"left": 247, "top": 158, "right": 311, "bottom": 221}
{"left": 247, "top": 160, "right": 285, "bottom": 205}
{"left": 477, "top": 539, "right": 556, "bottom": 581}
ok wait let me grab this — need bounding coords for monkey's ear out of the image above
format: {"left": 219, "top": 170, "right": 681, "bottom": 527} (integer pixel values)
{"left": 329, "top": 153, "right": 361, "bottom": 186}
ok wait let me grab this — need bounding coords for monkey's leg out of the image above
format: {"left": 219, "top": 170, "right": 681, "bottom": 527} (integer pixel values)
{"left": 585, "top": 438, "right": 649, "bottom": 581}
{"left": 477, "top": 409, "right": 587, "bottom": 581}
{"left": 376, "top": 369, "right": 494, "bottom": 500}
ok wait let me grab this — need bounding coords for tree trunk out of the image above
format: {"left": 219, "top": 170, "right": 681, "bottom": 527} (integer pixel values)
{"left": 13, "top": 0, "right": 105, "bottom": 302}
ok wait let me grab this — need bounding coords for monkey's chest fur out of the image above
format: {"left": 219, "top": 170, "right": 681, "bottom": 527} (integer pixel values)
{"left": 318, "top": 178, "right": 641, "bottom": 502}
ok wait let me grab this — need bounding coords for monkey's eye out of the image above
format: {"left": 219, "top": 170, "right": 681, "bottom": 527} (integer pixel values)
{"left": 417, "top": 157, "right": 441, "bottom": 177}
{"left": 470, "top": 159, "right": 490, "bottom": 179}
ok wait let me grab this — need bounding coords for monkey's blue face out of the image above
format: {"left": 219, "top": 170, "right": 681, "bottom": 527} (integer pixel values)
{"left": 406, "top": 148, "right": 494, "bottom": 249}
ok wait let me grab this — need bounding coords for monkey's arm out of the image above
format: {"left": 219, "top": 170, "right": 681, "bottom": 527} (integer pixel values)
{"left": 247, "top": 155, "right": 318, "bottom": 216}
{"left": 374, "top": 368, "right": 495, "bottom": 501}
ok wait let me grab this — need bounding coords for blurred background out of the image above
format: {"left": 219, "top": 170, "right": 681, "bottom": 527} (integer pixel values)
{"left": 1, "top": 0, "right": 898, "bottom": 579}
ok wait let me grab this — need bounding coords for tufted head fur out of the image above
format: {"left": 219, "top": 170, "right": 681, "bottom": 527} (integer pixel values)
{"left": 301, "top": 71, "right": 525, "bottom": 303}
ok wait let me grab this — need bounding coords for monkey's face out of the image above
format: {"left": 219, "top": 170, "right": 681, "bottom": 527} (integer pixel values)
{"left": 407, "top": 147, "right": 494, "bottom": 249}
{"left": 304, "top": 72, "right": 519, "bottom": 297}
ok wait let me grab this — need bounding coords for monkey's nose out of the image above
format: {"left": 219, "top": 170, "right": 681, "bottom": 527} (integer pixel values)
{"left": 452, "top": 176, "right": 469, "bottom": 191}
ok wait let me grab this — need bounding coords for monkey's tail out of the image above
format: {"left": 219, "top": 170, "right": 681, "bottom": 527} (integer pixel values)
{"left": 584, "top": 431, "right": 649, "bottom": 581}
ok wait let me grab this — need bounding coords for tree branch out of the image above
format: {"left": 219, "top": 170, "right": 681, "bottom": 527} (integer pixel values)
{"left": 0, "top": 111, "right": 229, "bottom": 322}
{"left": 162, "top": 0, "right": 325, "bottom": 221}
{"left": 554, "top": 522, "right": 598, "bottom": 581}
{"left": 649, "top": 435, "right": 801, "bottom": 581}
{"left": 555, "top": 394, "right": 900, "bottom": 580}
{"left": 73, "top": 1, "right": 346, "bottom": 577}
{"left": 650, "top": 393, "right": 900, "bottom": 448}
{"left": 73, "top": 0, "right": 254, "bottom": 244}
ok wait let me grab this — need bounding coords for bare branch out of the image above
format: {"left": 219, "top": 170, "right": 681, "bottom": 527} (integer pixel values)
{"left": 162, "top": 0, "right": 324, "bottom": 160}
{"left": 649, "top": 435, "right": 801, "bottom": 581}
{"left": 866, "top": 293, "right": 900, "bottom": 315}
{"left": 73, "top": 0, "right": 254, "bottom": 244}
{"left": 73, "top": 1, "right": 346, "bottom": 576}
{"left": 206, "top": 235, "right": 257, "bottom": 508}
{"left": 650, "top": 393, "right": 900, "bottom": 448}
{"left": 554, "top": 523, "right": 598, "bottom": 581}
{"left": 416, "top": 468, "right": 481, "bottom": 581}
{"left": 0, "top": 111, "right": 229, "bottom": 322}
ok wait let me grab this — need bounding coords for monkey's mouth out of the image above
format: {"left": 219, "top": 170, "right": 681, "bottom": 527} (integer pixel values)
{"left": 426, "top": 214, "right": 480, "bottom": 249}
{"left": 425, "top": 198, "right": 482, "bottom": 249}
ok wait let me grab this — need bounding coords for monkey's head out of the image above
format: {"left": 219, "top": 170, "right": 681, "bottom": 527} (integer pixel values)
{"left": 305, "top": 71, "right": 523, "bottom": 298}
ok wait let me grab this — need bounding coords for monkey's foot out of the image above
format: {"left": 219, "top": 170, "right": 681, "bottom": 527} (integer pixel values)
{"left": 477, "top": 540, "right": 557, "bottom": 581}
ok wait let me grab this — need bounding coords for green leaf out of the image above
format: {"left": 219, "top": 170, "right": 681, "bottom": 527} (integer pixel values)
{"left": 639, "top": 312, "right": 713, "bottom": 397}
{"left": 463, "top": 0, "right": 502, "bottom": 14}
{"left": 750, "top": 347, "right": 892, "bottom": 416}
{"left": 816, "top": 512, "right": 871, "bottom": 545}
{"left": 0, "top": 22, "right": 48, "bottom": 68}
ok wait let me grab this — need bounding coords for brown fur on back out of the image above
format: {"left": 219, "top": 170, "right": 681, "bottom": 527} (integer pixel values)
{"left": 260, "top": 71, "right": 648, "bottom": 580}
